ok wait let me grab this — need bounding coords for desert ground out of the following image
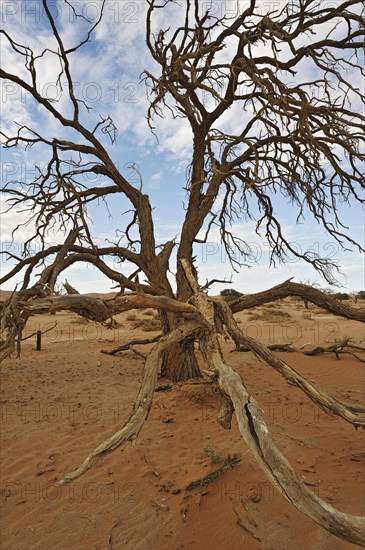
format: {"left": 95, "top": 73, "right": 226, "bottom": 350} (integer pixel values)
{"left": 1, "top": 297, "right": 364, "bottom": 550}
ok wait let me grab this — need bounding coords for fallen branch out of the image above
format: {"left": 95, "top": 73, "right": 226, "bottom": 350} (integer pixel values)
{"left": 237, "top": 343, "right": 294, "bottom": 353}
{"left": 21, "top": 322, "right": 58, "bottom": 341}
{"left": 303, "top": 339, "right": 365, "bottom": 363}
{"left": 237, "top": 340, "right": 364, "bottom": 363}
{"left": 347, "top": 343, "right": 365, "bottom": 351}
{"left": 185, "top": 453, "right": 242, "bottom": 491}
{"left": 303, "top": 338, "right": 352, "bottom": 356}
{"left": 101, "top": 334, "right": 161, "bottom": 356}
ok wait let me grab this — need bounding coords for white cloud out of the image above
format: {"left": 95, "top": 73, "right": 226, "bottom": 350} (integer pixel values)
{"left": 0, "top": 195, "right": 36, "bottom": 243}
{"left": 1, "top": 0, "right": 363, "bottom": 295}
{"left": 148, "top": 170, "right": 163, "bottom": 189}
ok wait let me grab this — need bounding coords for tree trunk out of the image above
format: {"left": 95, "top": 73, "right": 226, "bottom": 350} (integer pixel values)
{"left": 161, "top": 339, "right": 201, "bottom": 381}
{"left": 159, "top": 310, "right": 201, "bottom": 381}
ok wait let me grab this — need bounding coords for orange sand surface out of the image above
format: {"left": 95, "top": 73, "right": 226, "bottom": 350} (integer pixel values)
{"left": 1, "top": 299, "right": 364, "bottom": 549}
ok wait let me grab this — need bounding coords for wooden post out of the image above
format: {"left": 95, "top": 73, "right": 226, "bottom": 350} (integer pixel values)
{"left": 36, "top": 330, "right": 41, "bottom": 351}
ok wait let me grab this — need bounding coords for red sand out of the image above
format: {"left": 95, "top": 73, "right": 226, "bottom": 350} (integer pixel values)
{"left": 1, "top": 301, "right": 364, "bottom": 549}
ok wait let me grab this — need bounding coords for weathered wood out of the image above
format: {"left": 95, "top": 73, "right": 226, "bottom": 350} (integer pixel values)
{"left": 19, "top": 293, "right": 198, "bottom": 321}
{"left": 185, "top": 454, "right": 242, "bottom": 491}
{"left": 237, "top": 343, "right": 294, "bottom": 353}
{"left": 58, "top": 321, "right": 202, "bottom": 485}
{"left": 237, "top": 340, "right": 364, "bottom": 362}
{"left": 101, "top": 335, "right": 162, "bottom": 356}
{"left": 215, "top": 299, "right": 365, "bottom": 428}
{"left": 181, "top": 261, "right": 365, "bottom": 547}
{"left": 211, "top": 347, "right": 365, "bottom": 547}
{"left": 0, "top": 3, "right": 364, "bottom": 543}
{"left": 230, "top": 280, "right": 365, "bottom": 323}
{"left": 217, "top": 391, "right": 235, "bottom": 429}
{"left": 63, "top": 280, "right": 80, "bottom": 294}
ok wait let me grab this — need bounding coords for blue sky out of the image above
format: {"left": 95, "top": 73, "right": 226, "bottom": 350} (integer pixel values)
{"left": 1, "top": 0, "right": 364, "bottom": 294}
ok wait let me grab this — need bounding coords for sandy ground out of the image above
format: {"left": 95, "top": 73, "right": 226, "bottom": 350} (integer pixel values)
{"left": 0, "top": 299, "right": 364, "bottom": 550}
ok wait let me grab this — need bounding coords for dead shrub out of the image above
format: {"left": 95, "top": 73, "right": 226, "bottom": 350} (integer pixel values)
{"left": 249, "top": 309, "right": 291, "bottom": 322}
{"left": 126, "top": 313, "right": 137, "bottom": 321}
{"left": 132, "top": 318, "right": 161, "bottom": 331}
{"left": 142, "top": 309, "right": 154, "bottom": 316}
{"left": 302, "top": 311, "right": 313, "bottom": 320}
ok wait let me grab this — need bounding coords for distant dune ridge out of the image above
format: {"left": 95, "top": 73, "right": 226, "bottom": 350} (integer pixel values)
{"left": 0, "top": 290, "right": 117, "bottom": 300}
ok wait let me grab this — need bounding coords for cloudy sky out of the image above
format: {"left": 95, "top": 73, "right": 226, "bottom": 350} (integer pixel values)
{"left": 1, "top": 0, "right": 364, "bottom": 294}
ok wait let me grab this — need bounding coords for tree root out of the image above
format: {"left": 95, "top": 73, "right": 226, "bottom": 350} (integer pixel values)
{"left": 178, "top": 261, "right": 365, "bottom": 547}
{"left": 55, "top": 260, "right": 365, "bottom": 546}
{"left": 58, "top": 322, "right": 202, "bottom": 485}
{"left": 212, "top": 352, "right": 365, "bottom": 547}
{"left": 215, "top": 300, "right": 365, "bottom": 428}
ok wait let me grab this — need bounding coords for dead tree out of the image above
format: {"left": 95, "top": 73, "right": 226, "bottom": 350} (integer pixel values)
{"left": 1, "top": 1, "right": 364, "bottom": 545}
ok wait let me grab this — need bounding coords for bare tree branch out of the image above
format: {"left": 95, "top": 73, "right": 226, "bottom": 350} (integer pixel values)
{"left": 1, "top": 3, "right": 364, "bottom": 545}
{"left": 180, "top": 259, "right": 365, "bottom": 547}
{"left": 229, "top": 279, "right": 365, "bottom": 322}
{"left": 214, "top": 298, "right": 365, "bottom": 429}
